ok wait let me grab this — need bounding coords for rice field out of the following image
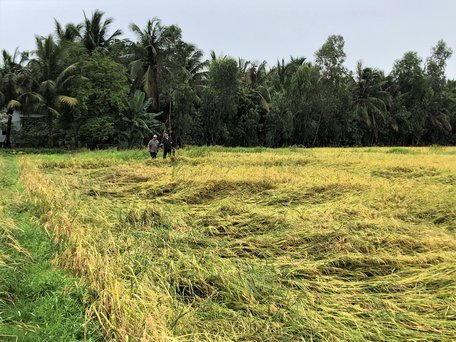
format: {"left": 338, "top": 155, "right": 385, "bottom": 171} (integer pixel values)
{"left": 11, "top": 146, "right": 456, "bottom": 340}
{"left": 1, "top": 153, "right": 101, "bottom": 341}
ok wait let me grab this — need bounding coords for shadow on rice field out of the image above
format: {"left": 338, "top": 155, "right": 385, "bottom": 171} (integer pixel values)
{"left": 12, "top": 146, "right": 456, "bottom": 341}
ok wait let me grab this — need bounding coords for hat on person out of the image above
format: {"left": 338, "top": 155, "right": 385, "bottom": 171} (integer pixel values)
{"left": 153, "top": 134, "right": 157, "bottom": 138}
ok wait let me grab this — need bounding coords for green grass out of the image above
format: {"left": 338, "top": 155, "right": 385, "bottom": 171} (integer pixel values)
{"left": 0, "top": 153, "right": 101, "bottom": 342}
{"left": 386, "top": 147, "right": 420, "bottom": 154}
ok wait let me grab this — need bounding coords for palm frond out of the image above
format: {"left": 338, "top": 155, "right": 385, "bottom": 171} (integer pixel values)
{"left": 7, "top": 99, "right": 21, "bottom": 110}
{"left": 40, "top": 80, "right": 56, "bottom": 94}
{"left": 47, "top": 106, "right": 61, "bottom": 118}
{"left": 57, "top": 95, "right": 78, "bottom": 106}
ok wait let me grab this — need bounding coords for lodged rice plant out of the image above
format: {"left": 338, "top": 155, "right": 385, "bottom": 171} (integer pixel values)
{"left": 0, "top": 156, "right": 32, "bottom": 273}
{"left": 16, "top": 146, "right": 456, "bottom": 341}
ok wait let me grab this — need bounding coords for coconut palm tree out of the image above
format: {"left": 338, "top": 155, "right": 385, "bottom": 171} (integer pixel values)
{"left": 354, "top": 62, "right": 392, "bottom": 144}
{"left": 29, "top": 35, "right": 79, "bottom": 146}
{"left": 245, "top": 61, "right": 271, "bottom": 112}
{"left": 175, "top": 42, "right": 207, "bottom": 87}
{"left": 0, "top": 49, "right": 27, "bottom": 147}
{"left": 128, "top": 18, "right": 180, "bottom": 112}
{"left": 269, "top": 57, "right": 306, "bottom": 94}
{"left": 237, "top": 58, "right": 251, "bottom": 78}
{"left": 164, "top": 42, "right": 208, "bottom": 144}
{"left": 54, "top": 19, "right": 82, "bottom": 43}
{"left": 82, "top": 9, "right": 122, "bottom": 52}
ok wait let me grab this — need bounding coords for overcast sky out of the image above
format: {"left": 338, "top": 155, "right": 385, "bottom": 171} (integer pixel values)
{"left": 1, "top": 0, "right": 455, "bottom": 77}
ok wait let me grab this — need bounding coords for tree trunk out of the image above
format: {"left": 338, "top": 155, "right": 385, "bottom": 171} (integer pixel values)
{"left": 312, "top": 114, "right": 322, "bottom": 146}
{"left": 4, "top": 109, "right": 13, "bottom": 148}
{"left": 168, "top": 97, "right": 172, "bottom": 134}
{"left": 151, "top": 64, "right": 160, "bottom": 113}
{"left": 371, "top": 114, "right": 378, "bottom": 145}
{"left": 47, "top": 111, "right": 54, "bottom": 147}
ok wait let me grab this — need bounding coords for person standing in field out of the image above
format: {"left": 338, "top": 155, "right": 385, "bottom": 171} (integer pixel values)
{"left": 161, "top": 132, "right": 174, "bottom": 159}
{"left": 147, "top": 134, "right": 160, "bottom": 159}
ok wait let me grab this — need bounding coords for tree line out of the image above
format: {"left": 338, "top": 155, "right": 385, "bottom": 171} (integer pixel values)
{"left": 1, "top": 10, "right": 455, "bottom": 148}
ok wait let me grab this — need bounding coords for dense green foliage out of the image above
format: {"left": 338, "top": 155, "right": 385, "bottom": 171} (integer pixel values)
{"left": 1, "top": 10, "right": 455, "bottom": 147}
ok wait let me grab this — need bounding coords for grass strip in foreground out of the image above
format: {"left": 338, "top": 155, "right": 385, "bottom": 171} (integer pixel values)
{"left": 0, "top": 153, "right": 101, "bottom": 341}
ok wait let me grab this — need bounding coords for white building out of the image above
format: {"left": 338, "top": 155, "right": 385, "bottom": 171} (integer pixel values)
{"left": 0, "top": 110, "right": 44, "bottom": 145}
{"left": 0, "top": 110, "right": 21, "bottom": 144}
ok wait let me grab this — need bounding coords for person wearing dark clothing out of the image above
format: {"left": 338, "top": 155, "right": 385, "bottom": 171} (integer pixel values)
{"left": 161, "top": 132, "right": 174, "bottom": 159}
